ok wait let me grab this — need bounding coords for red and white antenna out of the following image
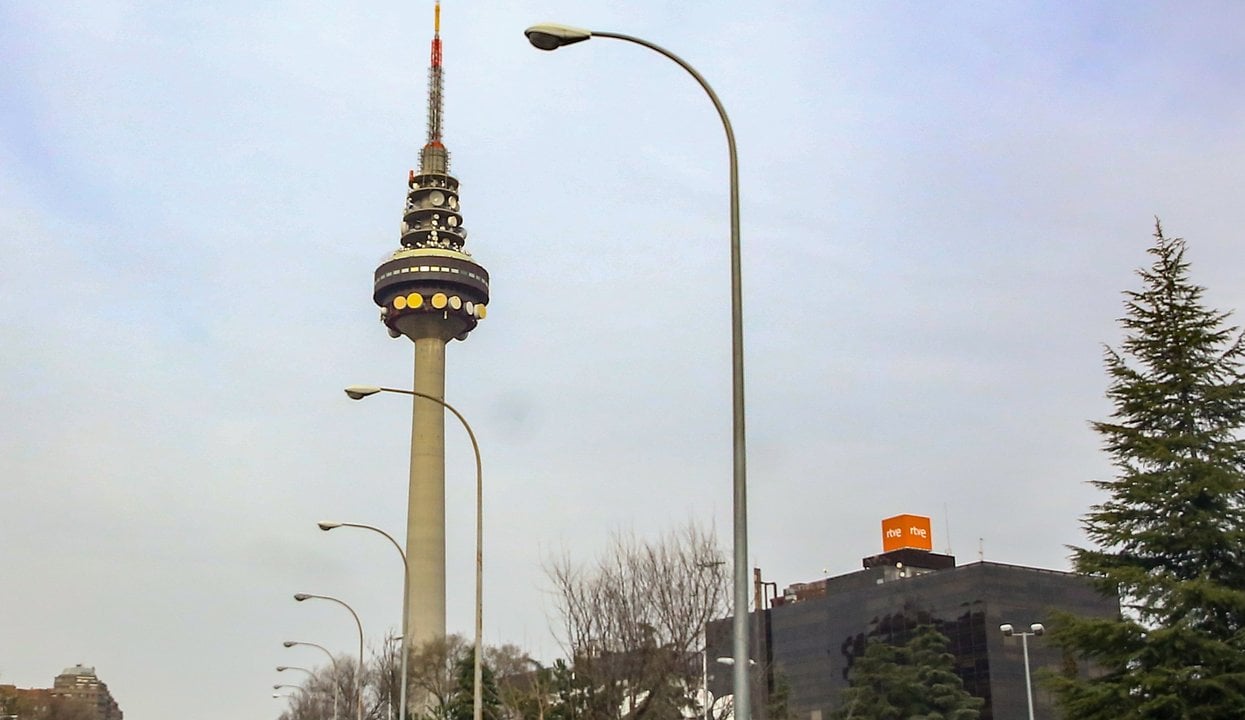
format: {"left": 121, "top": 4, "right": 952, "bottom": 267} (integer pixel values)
{"left": 420, "top": 1, "right": 448, "bottom": 173}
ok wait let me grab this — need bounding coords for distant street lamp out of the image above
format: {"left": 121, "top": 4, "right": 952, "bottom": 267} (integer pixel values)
{"left": 523, "top": 23, "right": 750, "bottom": 720}
{"left": 295, "top": 593, "right": 365, "bottom": 720}
{"left": 1000, "top": 622, "right": 1045, "bottom": 720}
{"left": 345, "top": 384, "right": 485, "bottom": 720}
{"left": 283, "top": 642, "right": 341, "bottom": 720}
{"left": 319, "top": 520, "right": 411, "bottom": 720}
{"left": 278, "top": 667, "right": 322, "bottom": 720}
{"left": 278, "top": 665, "right": 314, "bottom": 677}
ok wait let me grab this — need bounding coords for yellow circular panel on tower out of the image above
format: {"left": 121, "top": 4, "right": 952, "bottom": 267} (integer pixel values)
{"left": 449, "top": 296, "right": 462, "bottom": 310}
{"left": 431, "top": 293, "right": 448, "bottom": 309}
{"left": 407, "top": 293, "right": 424, "bottom": 309}
{"left": 393, "top": 295, "right": 407, "bottom": 310}
{"left": 476, "top": 304, "right": 487, "bottom": 319}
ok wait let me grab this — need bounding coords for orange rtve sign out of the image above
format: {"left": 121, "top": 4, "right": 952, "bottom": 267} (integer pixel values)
{"left": 881, "top": 514, "right": 933, "bottom": 552}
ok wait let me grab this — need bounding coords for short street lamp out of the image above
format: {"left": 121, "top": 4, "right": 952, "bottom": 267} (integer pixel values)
{"left": 282, "top": 642, "right": 341, "bottom": 720}
{"left": 523, "top": 23, "right": 751, "bottom": 720}
{"left": 319, "top": 520, "right": 410, "bottom": 720}
{"left": 344, "top": 384, "right": 485, "bottom": 720}
{"left": 1000, "top": 622, "right": 1045, "bottom": 720}
{"left": 295, "top": 593, "right": 365, "bottom": 720}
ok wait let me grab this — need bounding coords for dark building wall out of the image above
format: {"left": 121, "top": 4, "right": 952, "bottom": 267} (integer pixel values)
{"left": 709, "top": 561, "right": 1118, "bottom": 720}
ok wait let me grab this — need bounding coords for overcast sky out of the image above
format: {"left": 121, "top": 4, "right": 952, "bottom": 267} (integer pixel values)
{"left": 3, "top": 1, "right": 1245, "bottom": 718}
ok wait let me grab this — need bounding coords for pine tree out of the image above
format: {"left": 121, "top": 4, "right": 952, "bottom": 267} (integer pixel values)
{"left": 1050, "top": 222, "right": 1245, "bottom": 719}
{"left": 832, "top": 624, "right": 981, "bottom": 720}
{"left": 447, "top": 649, "right": 503, "bottom": 720}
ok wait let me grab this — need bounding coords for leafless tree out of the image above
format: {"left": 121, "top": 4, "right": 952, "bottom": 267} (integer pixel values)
{"left": 546, "top": 521, "right": 730, "bottom": 720}
{"left": 405, "top": 633, "right": 471, "bottom": 718}
{"left": 486, "top": 644, "right": 555, "bottom": 720}
{"left": 277, "top": 632, "right": 412, "bottom": 720}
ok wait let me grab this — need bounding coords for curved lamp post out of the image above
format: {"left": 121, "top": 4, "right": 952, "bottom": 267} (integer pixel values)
{"left": 1000, "top": 622, "right": 1045, "bottom": 720}
{"left": 295, "top": 593, "right": 365, "bottom": 720}
{"left": 283, "top": 643, "right": 341, "bottom": 720}
{"left": 523, "top": 23, "right": 750, "bottom": 720}
{"left": 345, "top": 384, "right": 485, "bottom": 720}
{"left": 277, "top": 665, "right": 314, "bottom": 677}
{"left": 319, "top": 521, "right": 410, "bottom": 720}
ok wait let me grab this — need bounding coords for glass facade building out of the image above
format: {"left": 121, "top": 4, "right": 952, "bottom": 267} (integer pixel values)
{"left": 708, "top": 556, "right": 1119, "bottom": 720}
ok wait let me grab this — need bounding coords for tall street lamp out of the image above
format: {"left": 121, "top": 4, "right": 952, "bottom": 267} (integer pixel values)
{"left": 345, "top": 384, "right": 485, "bottom": 720}
{"left": 283, "top": 641, "right": 341, "bottom": 720}
{"left": 295, "top": 593, "right": 366, "bottom": 720}
{"left": 522, "top": 23, "right": 750, "bottom": 720}
{"left": 1000, "top": 622, "right": 1045, "bottom": 720}
{"left": 319, "top": 521, "right": 411, "bottom": 720}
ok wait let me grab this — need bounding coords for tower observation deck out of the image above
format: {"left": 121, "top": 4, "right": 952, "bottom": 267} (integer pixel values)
{"left": 372, "top": 0, "right": 488, "bottom": 646}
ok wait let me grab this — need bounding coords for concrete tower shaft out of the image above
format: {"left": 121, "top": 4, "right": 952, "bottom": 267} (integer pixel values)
{"left": 371, "top": 0, "right": 488, "bottom": 647}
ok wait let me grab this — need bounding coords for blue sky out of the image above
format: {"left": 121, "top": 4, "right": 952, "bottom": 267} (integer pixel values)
{"left": 3, "top": 2, "right": 1245, "bottom": 719}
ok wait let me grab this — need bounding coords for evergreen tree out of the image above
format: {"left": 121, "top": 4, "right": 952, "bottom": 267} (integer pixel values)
{"left": 765, "top": 672, "right": 794, "bottom": 720}
{"left": 832, "top": 624, "right": 981, "bottom": 720}
{"left": 1050, "top": 223, "right": 1245, "bottom": 719}
{"left": 447, "top": 649, "right": 503, "bottom": 720}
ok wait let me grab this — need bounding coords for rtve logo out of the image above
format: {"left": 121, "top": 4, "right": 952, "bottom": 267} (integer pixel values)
{"left": 880, "top": 514, "right": 933, "bottom": 552}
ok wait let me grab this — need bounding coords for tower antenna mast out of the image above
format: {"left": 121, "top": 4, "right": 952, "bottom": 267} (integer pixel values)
{"left": 422, "top": 0, "right": 447, "bottom": 174}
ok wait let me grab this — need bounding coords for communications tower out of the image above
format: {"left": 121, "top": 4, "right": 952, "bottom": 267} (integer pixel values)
{"left": 372, "top": 0, "right": 489, "bottom": 645}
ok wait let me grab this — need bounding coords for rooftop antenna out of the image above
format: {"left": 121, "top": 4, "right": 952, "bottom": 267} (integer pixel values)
{"left": 978, "top": 537, "right": 984, "bottom": 563}
{"left": 942, "top": 503, "right": 953, "bottom": 555}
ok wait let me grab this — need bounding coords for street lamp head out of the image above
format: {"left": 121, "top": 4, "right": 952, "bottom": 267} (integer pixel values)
{"left": 1030, "top": 623, "right": 1046, "bottom": 636}
{"left": 293, "top": 593, "right": 312, "bottom": 602}
{"left": 282, "top": 640, "right": 296, "bottom": 648}
{"left": 344, "top": 385, "right": 383, "bottom": 400}
{"left": 276, "top": 666, "right": 289, "bottom": 671}
{"left": 317, "top": 521, "right": 343, "bottom": 531}
{"left": 524, "top": 23, "right": 592, "bottom": 51}
{"left": 1000, "top": 623, "right": 1015, "bottom": 636}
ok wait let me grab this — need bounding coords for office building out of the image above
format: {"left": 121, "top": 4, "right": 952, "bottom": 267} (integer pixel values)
{"left": 708, "top": 515, "right": 1119, "bottom": 720}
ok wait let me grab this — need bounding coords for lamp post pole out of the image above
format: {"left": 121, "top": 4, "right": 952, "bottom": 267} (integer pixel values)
{"left": 295, "top": 593, "right": 366, "bottom": 720}
{"left": 319, "top": 521, "right": 411, "bottom": 720}
{"left": 522, "top": 24, "right": 749, "bottom": 720}
{"left": 1000, "top": 622, "right": 1045, "bottom": 720}
{"left": 345, "top": 385, "right": 485, "bottom": 720}
{"left": 284, "top": 641, "right": 342, "bottom": 720}
{"left": 702, "top": 649, "right": 709, "bottom": 720}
